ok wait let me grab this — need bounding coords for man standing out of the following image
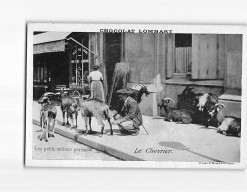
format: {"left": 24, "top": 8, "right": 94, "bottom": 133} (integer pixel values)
{"left": 112, "top": 89, "right": 143, "bottom": 136}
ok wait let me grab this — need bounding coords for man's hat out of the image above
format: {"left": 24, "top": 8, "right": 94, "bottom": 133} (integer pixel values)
{"left": 116, "top": 89, "right": 130, "bottom": 95}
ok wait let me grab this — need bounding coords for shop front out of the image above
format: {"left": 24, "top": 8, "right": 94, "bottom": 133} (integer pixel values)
{"left": 33, "top": 32, "right": 93, "bottom": 99}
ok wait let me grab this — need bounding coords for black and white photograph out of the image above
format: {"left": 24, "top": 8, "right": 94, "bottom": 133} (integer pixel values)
{"left": 25, "top": 23, "right": 246, "bottom": 168}
{"left": 2, "top": 0, "right": 247, "bottom": 192}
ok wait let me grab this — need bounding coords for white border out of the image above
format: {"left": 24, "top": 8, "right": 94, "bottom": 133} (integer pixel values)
{"left": 26, "top": 23, "right": 247, "bottom": 169}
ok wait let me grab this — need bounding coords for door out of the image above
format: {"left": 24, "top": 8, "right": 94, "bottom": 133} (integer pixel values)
{"left": 104, "top": 33, "right": 122, "bottom": 101}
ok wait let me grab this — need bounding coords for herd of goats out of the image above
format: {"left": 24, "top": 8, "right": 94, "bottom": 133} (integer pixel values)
{"left": 38, "top": 84, "right": 241, "bottom": 142}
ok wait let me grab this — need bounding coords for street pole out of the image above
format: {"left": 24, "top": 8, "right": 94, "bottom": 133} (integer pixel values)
{"left": 76, "top": 44, "right": 78, "bottom": 85}
{"left": 82, "top": 38, "right": 84, "bottom": 85}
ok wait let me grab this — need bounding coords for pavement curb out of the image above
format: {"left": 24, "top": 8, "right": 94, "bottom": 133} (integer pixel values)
{"left": 33, "top": 119, "right": 143, "bottom": 161}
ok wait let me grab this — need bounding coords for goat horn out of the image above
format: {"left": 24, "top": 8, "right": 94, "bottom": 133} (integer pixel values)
{"left": 164, "top": 98, "right": 176, "bottom": 105}
{"left": 134, "top": 83, "right": 146, "bottom": 88}
{"left": 73, "top": 90, "right": 81, "bottom": 96}
{"left": 43, "top": 92, "right": 56, "bottom": 96}
{"left": 215, "top": 103, "right": 226, "bottom": 110}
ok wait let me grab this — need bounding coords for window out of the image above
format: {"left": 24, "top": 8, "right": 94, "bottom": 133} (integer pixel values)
{"left": 33, "top": 61, "right": 48, "bottom": 84}
{"left": 69, "top": 34, "right": 89, "bottom": 86}
{"left": 174, "top": 34, "right": 192, "bottom": 77}
{"left": 166, "top": 34, "right": 225, "bottom": 81}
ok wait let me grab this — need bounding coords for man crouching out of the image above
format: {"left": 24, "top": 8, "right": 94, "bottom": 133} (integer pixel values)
{"left": 112, "top": 89, "right": 143, "bottom": 136}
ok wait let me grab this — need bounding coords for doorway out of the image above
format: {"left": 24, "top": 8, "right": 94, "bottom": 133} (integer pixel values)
{"left": 104, "top": 33, "right": 122, "bottom": 101}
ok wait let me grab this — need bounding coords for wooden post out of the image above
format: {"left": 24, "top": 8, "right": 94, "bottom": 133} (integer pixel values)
{"left": 89, "top": 34, "right": 91, "bottom": 72}
{"left": 153, "top": 33, "right": 159, "bottom": 117}
{"left": 76, "top": 44, "right": 78, "bottom": 85}
{"left": 68, "top": 49, "right": 73, "bottom": 84}
{"left": 81, "top": 38, "right": 84, "bottom": 85}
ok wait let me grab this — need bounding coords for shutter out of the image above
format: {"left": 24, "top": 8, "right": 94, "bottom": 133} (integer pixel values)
{"left": 192, "top": 34, "right": 219, "bottom": 79}
{"left": 207, "top": 35, "right": 218, "bottom": 79}
{"left": 217, "top": 34, "right": 226, "bottom": 79}
{"left": 166, "top": 34, "right": 175, "bottom": 78}
{"left": 192, "top": 34, "right": 200, "bottom": 79}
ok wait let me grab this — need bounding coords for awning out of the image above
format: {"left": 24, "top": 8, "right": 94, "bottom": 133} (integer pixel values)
{"left": 33, "top": 32, "right": 71, "bottom": 54}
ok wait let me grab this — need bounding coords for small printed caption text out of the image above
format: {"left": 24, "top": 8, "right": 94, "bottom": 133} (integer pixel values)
{"left": 134, "top": 147, "right": 173, "bottom": 154}
{"left": 35, "top": 146, "right": 92, "bottom": 153}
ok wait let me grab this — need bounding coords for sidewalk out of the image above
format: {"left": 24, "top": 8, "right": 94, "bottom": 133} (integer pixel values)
{"left": 32, "top": 101, "right": 240, "bottom": 162}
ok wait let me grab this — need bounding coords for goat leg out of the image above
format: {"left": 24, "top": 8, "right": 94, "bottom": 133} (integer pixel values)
{"left": 66, "top": 112, "right": 70, "bottom": 125}
{"left": 40, "top": 113, "right": 42, "bottom": 127}
{"left": 70, "top": 114, "right": 74, "bottom": 129}
{"left": 62, "top": 111, "right": 65, "bottom": 126}
{"left": 75, "top": 112, "right": 78, "bottom": 128}
{"left": 205, "top": 120, "right": 210, "bottom": 127}
{"left": 40, "top": 114, "right": 44, "bottom": 141}
{"left": 100, "top": 123, "right": 105, "bottom": 136}
{"left": 88, "top": 116, "right": 93, "bottom": 134}
{"left": 223, "top": 131, "right": 230, "bottom": 136}
{"left": 45, "top": 112, "right": 49, "bottom": 142}
{"left": 108, "top": 118, "right": 113, "bottom": 135}
{"left": 84, "top": 116, "right": 88, "bottom": 135}
{"left": 45, "top": 123, "right": 49, "bottom": 142}
{"left": 182, "top": 117, "right": 192, "bottom": 124}
{"left": 51, "top": 118, "right": 55, "bottom": 138}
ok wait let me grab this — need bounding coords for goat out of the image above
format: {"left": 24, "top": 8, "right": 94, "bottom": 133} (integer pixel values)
{"left": 178, "top": 86, "right": 200, "bottom": 109}
{"left": 39, "top": 91, "right": 79, "bottom": 129}
{"left": 60, "top": 94, "right": 78, "bottom": 128}
{"left": 158, "top": 98, "right": 194, "bottom": 124}
{"left": 191, "top": 91, "right": 219, "bottom": 127}
{"left": 218, "top": 117, "right": 241, "bottom": 137}
{"left": 77, "top": 97, "right": 114, "bottom": 136}
{"left": 178, "top": 86, "right": 218, "bottom": 113}
{"left": 38, "top": 96, "right": 57, "bottom": 142}
{"left": 116, "top": 84, "right": 150, "bottom": 116}
{"left": 196, "top": 93, "right": 218, "bottom": 112}
{"left": 38, "top": 92, "right": 60, "bottom": 104}
{"left": 125, "top": 84, "right": 150, "bottom": 104}
{"left": 207, "top": 103, "right": 241, "bottom": 137}
{"left": 198, "top": 93, "right": 218, "bottom": 127}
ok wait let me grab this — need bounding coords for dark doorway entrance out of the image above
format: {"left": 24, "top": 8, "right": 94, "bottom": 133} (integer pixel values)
{"left": 33, "top": 52, "right": 69, "bottom": 100}
{"left": 104, "top": 33, "right": 122, "bottom": 101}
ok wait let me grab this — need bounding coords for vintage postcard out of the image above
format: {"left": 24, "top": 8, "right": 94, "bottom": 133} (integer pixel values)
{"left": 25, "top": 23, "right": 247, "bottom": 168}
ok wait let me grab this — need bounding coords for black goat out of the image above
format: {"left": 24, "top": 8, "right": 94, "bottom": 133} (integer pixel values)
{"left": 159, "top": 98, "right": 194, "bottom": 124}
{"left": 208, "top": 103, "right": 241, "bottom": 137}
{"left": 125, "top": 84, "right": 150, "bottom": 104}
{"left": 196, "top": 93, "right": 218, "bottom": 112}
{"left": 116, "top": 84, "right": 150, "bottom": 116}
{"left": 195, "top": 93, "right": 219, "bottom": 127}
{"left": 218, "top": 117, "right": 241, "bottom": 137}
{"left": 178, "top": 86, "right": 219, "bottom": 127}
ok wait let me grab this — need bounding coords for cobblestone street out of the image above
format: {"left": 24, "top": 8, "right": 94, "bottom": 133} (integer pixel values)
{"left": 32, "top": 124, "right": 121, "bottom": 161}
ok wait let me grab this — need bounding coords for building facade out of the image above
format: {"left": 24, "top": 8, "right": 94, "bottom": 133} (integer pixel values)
{"left": 33, "top": 32, "right": 242, "bottom": 118}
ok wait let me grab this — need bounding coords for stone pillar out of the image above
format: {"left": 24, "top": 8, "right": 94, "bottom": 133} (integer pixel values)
{"left": 218, "top": 34, "right": 242, "bottom": 118}
{"left": 224, "top": 34, "right": 242, "bottom": 95}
